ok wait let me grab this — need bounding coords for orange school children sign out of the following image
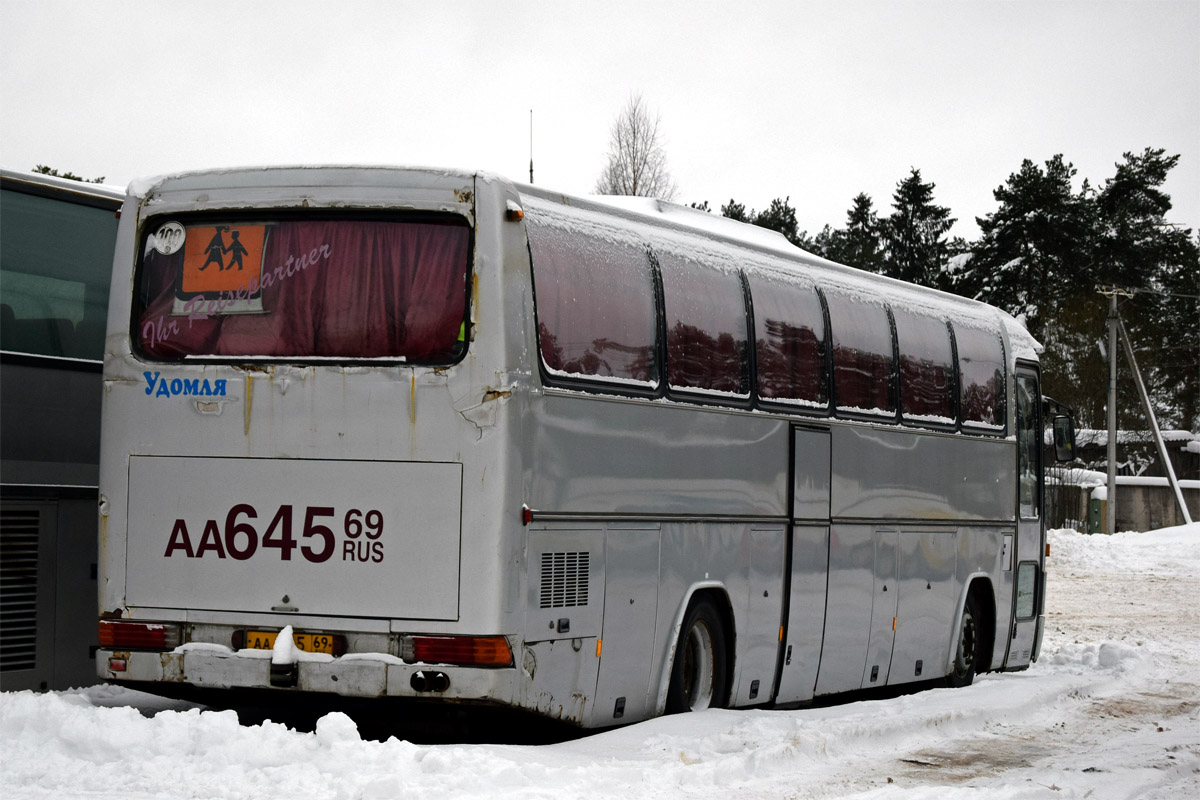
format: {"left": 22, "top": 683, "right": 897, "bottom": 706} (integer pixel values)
{"left": 180, "top": 225, "right": 267, "bottom": 295}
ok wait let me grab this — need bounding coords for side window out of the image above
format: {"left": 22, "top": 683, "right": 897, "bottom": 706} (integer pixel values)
{"left": 747, "top": 275, "right": 828, "bottom": 410}
{"left": 657, "top": 250, "right": 749, "bottom": 398}
{"left": 826, "top": 293, "right": 895, "bottom": 417}
{"left": 954, "top": 324, "right": 1006, "bottom": 433}
{"left": 528, "top": 218, "right": 658, "bottom": 389}
{"left": 893, "top": 310, "right": 955, "bottom": 424}
{"left": 0, "top": 186, "right": 117, "bottom": 360}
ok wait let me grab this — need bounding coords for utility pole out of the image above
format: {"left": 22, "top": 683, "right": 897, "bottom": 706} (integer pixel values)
{"left": 1097, "top": 286, "right": 1190, "bottom": 532}
{"left": 1100, "top": 287, "right": 1132, "bottom": 534}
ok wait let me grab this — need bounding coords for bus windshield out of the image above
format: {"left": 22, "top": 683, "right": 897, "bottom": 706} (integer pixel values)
{"left": 134, "top": 216, "right": 470, "bottom": 362}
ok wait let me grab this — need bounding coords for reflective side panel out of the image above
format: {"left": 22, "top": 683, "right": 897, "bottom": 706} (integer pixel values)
{"left": 776, "top": 524, "right": 829, "bottom": 704}
{"left": 814, "top": 524, "right": 874, "bottom": 696}
{"left": 777, "top": 427, "right": 832, "bottom": 705}
{"left": 831, "top": 426, "right": 1014, "bottom": 521}
{"left": 793, "top": 428, "right": 831, "bottom": 521}
{"left": 861, "top": 528, "right": 898, "bottom": 687}
{"left": 592, "top": 525, "right": 660, "bottom": 725}
{"left": 958, "top": 525, "right": 1010, "bottom": 671}
{"left": 734, "top": 526, "right": 786, "bottom": 705}
{"left": 530, "top": 394, "right": 788, "bottom": 516}
{"left": 889, "top": 529, "right": 958, "bottom": 685}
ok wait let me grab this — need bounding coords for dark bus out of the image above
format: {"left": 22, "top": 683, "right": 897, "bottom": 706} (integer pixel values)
{"left": 1, "top": 168, "right": 123, "bottom": 690}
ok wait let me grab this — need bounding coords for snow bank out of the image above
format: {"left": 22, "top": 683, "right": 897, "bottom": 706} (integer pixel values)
{"left": 1049, "top": 523, "right": 1200, "bottom": 577}
{"left": 3, "top": 523, "right": 1198, "bottom": 799}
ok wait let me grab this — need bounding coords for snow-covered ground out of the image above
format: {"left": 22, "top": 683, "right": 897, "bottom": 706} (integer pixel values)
{"left": 3, "top": 525, "right": 1198, "bottom": 799}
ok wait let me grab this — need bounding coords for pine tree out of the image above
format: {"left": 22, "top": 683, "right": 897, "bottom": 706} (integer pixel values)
{"left": 720, "top": 197, "right": 809, "bottom": 249}
{"left": 33, "top": 164, "right": 105, "bottom": 183}
{"left": 1148, "top": 243, "right": 1200, "bottom": 431}
{"left": 961, "top": 149, "right": 1197, "bottom": 431}
{"left": 753, "top": 197, "right": 802, "bottom": 246}
{"left": 883, "top": 169, "right": 955, "bottom": 287}
{"left": 824, "top": 193, "right": 885, "bottom": 273}
{"left": 1094, "top": 149, "right": 1200, "bottom": 431}
{"left": 967, "top": 155, "right": 1092, "bottom": 341}
{"left": 1093, "top": 148, "right": 1187, "bottom": 290}
{"left": 720, "top": 199, "right": 751, "bottom": 223}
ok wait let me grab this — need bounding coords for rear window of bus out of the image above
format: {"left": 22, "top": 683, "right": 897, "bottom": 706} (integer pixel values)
{"left": 133, "top": 216, "right": 470, "bottom": 363}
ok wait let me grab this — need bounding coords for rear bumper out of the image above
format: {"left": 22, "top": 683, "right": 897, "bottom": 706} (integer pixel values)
{"left": 97, "top": 647, "right": 518, "bottom": 702}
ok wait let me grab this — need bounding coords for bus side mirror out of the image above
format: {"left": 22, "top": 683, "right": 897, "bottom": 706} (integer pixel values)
{"left": 1052, "top": 415, "right": 1075, "bottom": 463}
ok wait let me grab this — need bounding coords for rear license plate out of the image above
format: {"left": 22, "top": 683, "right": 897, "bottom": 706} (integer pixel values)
{"left": 243, "top": 630, "right": 336, "bottom": 655}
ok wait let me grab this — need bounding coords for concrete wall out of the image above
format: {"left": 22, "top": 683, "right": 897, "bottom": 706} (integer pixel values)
{"left": 1047, "top": 481, "right": 1199, "bottom": 533}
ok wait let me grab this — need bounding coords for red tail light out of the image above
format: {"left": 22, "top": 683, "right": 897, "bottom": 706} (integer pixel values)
{"left": 402, "top": 635, "right": 513, "bottom": 667}
{"left": 98, "top": 619, "right": 182, "bottom": 650}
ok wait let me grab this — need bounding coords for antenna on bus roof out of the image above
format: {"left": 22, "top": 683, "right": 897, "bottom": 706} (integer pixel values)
{"left": 529, "top": 109, "right": 534, "bottom": 184}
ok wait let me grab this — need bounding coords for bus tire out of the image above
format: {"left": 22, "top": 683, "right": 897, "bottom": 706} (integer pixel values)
{"left": 946, "top": 592, "right": 982, "bottom": 688}
{"left": 666, "top": 598, "right": 728, "bottom": 713}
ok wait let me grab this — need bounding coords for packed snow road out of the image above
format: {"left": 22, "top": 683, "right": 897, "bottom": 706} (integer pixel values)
{"left": 3, "top": 525, "right": 1198, "bottom": 799}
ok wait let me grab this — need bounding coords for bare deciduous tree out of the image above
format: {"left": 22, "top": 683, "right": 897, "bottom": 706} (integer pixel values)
{"left": 595, "top": 94, "right": 677, "bottom": 200}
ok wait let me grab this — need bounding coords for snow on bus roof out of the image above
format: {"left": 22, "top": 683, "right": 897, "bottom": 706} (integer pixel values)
{"left": 118, "top": 163, "right": 1041, "bottom": 361}
{"left": 127, "top": 164, "right": 480, "bottom": 198}
{"left": 519, "top": 185, "right": 1042, "bottom": 360}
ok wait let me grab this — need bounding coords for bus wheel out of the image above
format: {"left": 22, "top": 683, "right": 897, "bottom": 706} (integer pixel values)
{"left": 946, "top": 593, "right": 981, "bottom": 688}
{"left": 666, "top": 599, "right": 728, "bottom": 713}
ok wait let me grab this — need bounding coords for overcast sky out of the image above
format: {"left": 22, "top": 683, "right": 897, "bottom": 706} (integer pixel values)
{"left": 2, "top": 1, "right": 1197, "bottom": 240}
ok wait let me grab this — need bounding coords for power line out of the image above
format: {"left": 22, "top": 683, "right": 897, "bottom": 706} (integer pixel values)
{"left": 1103, "top": 285, "right": 1200, "bottom": 301}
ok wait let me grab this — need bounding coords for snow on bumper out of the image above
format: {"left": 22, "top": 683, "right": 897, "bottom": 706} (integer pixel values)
{"left": 97, "top": 645, "right": 517, "bottom": 701}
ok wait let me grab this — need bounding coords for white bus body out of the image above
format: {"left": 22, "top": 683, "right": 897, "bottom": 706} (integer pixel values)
{"left": 97, "top": 166, "right": 1048, "bottom": 727}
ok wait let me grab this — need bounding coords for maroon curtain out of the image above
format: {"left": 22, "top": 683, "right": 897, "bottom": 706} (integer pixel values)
{"left": 137, "top": 219, "right": 468, "bottom": 361}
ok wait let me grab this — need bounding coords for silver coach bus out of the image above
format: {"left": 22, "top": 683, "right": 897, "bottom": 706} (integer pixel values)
{"left": 96, "top": 166, "right": 1068, "bottom": 727}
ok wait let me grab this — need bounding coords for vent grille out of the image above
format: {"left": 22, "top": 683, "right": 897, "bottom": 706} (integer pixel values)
{"left": 1, "top": 508, "right": 41, "bottom": 672}
{"left": 539, "top": 551, "right": 589, "bottom": 609}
